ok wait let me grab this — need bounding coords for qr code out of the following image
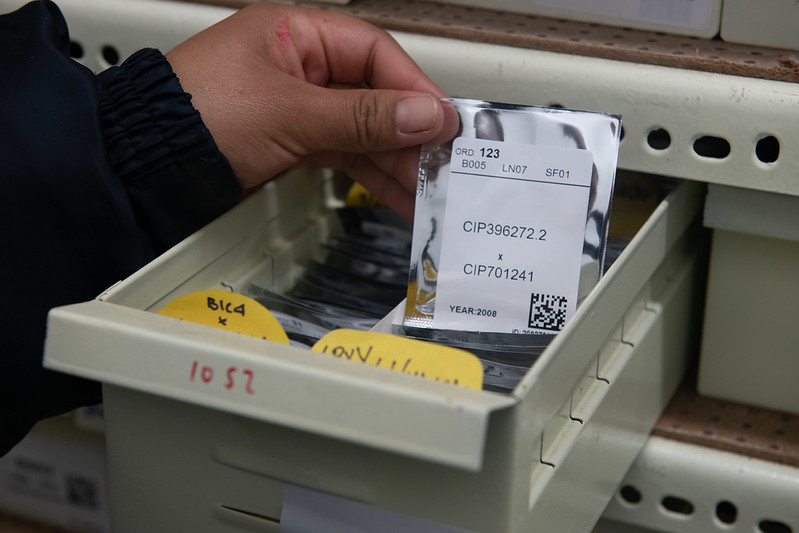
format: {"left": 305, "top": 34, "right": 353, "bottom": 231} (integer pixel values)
{"left": 66, "top": 474, "right": 100, "bottom": 509}
{"left": 528, "top": 293, "right": 568, "bottom": 331}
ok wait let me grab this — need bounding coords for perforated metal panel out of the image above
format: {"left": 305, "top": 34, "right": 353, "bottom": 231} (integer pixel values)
{"left": 599, "top": 376, "right": 799, "bottom": 533}
{"left": 602, "top": 436, "right": 799, "bottom": 533}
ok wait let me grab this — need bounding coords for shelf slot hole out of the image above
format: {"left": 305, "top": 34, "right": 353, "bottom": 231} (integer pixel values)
{"left": 758, "top": 520, "right": 793, "bottom": 533}
{"left": 693, "top": 136, "right": 730, "bottom": 159}
{"left": 647, "top": 128, "right": 671, "bottom": 150}
{"left": 69, "top": 40, "right": 84, "bottom": 59}
{"left": 661, "top": 495, "right": 694, "bottom": 515}
{"left": 715, "top": 500, "right": 737, "bottom": 524}
{"left": 102, "top": 44, "right": 120, "bottom": 65}
{"left": 756, "top": 135, "right": 780, "bottom": 163}
{"left": 619, "top": 485, "right": 642, "bottom": 505}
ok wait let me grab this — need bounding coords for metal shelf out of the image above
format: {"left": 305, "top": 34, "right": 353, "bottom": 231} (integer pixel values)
{"left": 594, "top": 370, "right": 799, "bottom": 532}
{"left": 4, "top": 0, "right": 798, "bottom": 198}
{"left": 288, "top": 0, "right": 799, "bottom": 197}
{"left": 600, "top": 435, "right": 799, "bottom": 533}
{"left": 392, "top": 30, "right": 799, "bottom": 198}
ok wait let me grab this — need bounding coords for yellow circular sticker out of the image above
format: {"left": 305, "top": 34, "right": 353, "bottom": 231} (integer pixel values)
{"left": 345, "top": 182, "right": 384, "bottom": 207}
{"left": 312, "top": 329, "right": 484, "bottom": 390}
{"left": 158, "top": 289, "right": 290, "bottom": 345}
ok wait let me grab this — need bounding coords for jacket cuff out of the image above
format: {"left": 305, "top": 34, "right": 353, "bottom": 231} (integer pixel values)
{"left": 97, "top": 48, "right": 243, "bottom": 252}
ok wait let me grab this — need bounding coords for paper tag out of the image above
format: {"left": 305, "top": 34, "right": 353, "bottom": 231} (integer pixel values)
{"left": 158, "top": 289, "right": 291, "bottom": 345}
{"left": 281, "top": 485, "right": 475, "bottom": 533}
{"left": 311, "top": 329, "right": 483, "bottom": 390}
{"left": 0, "top": 434, "right": 111, "bottom": 532}
{"left": 432, "top": 137, "right": 593, "bottom": 334}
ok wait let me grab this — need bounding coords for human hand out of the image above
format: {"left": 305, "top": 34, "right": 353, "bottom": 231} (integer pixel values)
{"left": 165, "top": 1, "right": 457, "bottom": 219}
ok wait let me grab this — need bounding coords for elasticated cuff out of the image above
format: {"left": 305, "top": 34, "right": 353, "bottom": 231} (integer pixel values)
{"left": 97, "top": 48, "right": 243, "bottom": 251}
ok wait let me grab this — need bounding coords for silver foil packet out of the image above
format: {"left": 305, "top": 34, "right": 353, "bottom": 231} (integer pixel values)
{"left": 403, "top": 98, "right": 621, "bottom": 335}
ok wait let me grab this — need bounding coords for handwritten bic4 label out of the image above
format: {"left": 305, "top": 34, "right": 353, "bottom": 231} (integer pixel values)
{"left": 158, "top": 289, "right": 290, "bottom": 344}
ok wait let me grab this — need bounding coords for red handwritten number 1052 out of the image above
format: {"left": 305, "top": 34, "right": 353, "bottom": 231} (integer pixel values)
{"left": 189, "top": 361, "right": 255, "bottom": 395}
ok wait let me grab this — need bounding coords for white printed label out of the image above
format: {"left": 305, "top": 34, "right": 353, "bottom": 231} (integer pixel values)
{"left": 432, "top": 138, "right": 593, "bottom": 334}
{"left": 281, "top": 485, "right": 472, "bottom": 533}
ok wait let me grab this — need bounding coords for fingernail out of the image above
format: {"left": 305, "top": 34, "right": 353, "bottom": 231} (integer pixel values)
{"left": 396, "top": 95, "right": 438, "bottom": 134}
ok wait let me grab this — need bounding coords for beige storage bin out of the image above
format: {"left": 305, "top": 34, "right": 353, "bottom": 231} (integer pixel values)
{"left": 43, "top": 169, "right": 707, "bottom": 532}
{"left": 699, "top": 185, "right": 799, "bottom": 416}
{"left": 427, "top": 0, "right": 722, "bottom": 38}
{"left": 721, "top": 0, "right": 799, "bottom": 51}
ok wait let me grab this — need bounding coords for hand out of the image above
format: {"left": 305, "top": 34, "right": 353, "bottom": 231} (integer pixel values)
{"left": 166, "top": 1, "right": 456, "bottom": 219}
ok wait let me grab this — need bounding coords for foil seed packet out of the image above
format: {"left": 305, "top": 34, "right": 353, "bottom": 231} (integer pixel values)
{"left": 403, "top": 98, "right": 622, "bottom": 336}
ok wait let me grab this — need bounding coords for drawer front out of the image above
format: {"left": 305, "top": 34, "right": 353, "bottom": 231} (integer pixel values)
{"left": 46, "top": 176, "right": 706, "bottom": 533}
{"left": 525, "top": 227, "right": 707, "bottom": 531}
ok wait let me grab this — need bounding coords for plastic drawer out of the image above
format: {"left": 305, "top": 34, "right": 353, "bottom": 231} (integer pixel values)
{"left": 721, "top": 0, "right": 799, "bottom": 51}
{"left": 422, "top": 0, "right": 722, "bottom": 38}
{"left": 698, "top": 184, "right": 799, "bottom": 416}
{"left": 43, "top": 169, "right": 707, "bottom": 532}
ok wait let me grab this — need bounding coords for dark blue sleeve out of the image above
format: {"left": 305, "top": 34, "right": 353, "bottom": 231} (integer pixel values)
{"left": 0, "top": 0, "right": 243, "bottom": 455}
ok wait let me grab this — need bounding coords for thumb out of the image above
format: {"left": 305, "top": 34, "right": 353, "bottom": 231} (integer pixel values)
{"left": 296, "top": 87, "right": 446, "bottom": 154}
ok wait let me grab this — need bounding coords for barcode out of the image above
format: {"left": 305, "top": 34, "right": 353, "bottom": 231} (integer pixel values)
{"left": 528, "top": 293, "right": 568, "bottom": 331}
{"left": 66, "top": 474, "right": 100, "bottom": 509}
